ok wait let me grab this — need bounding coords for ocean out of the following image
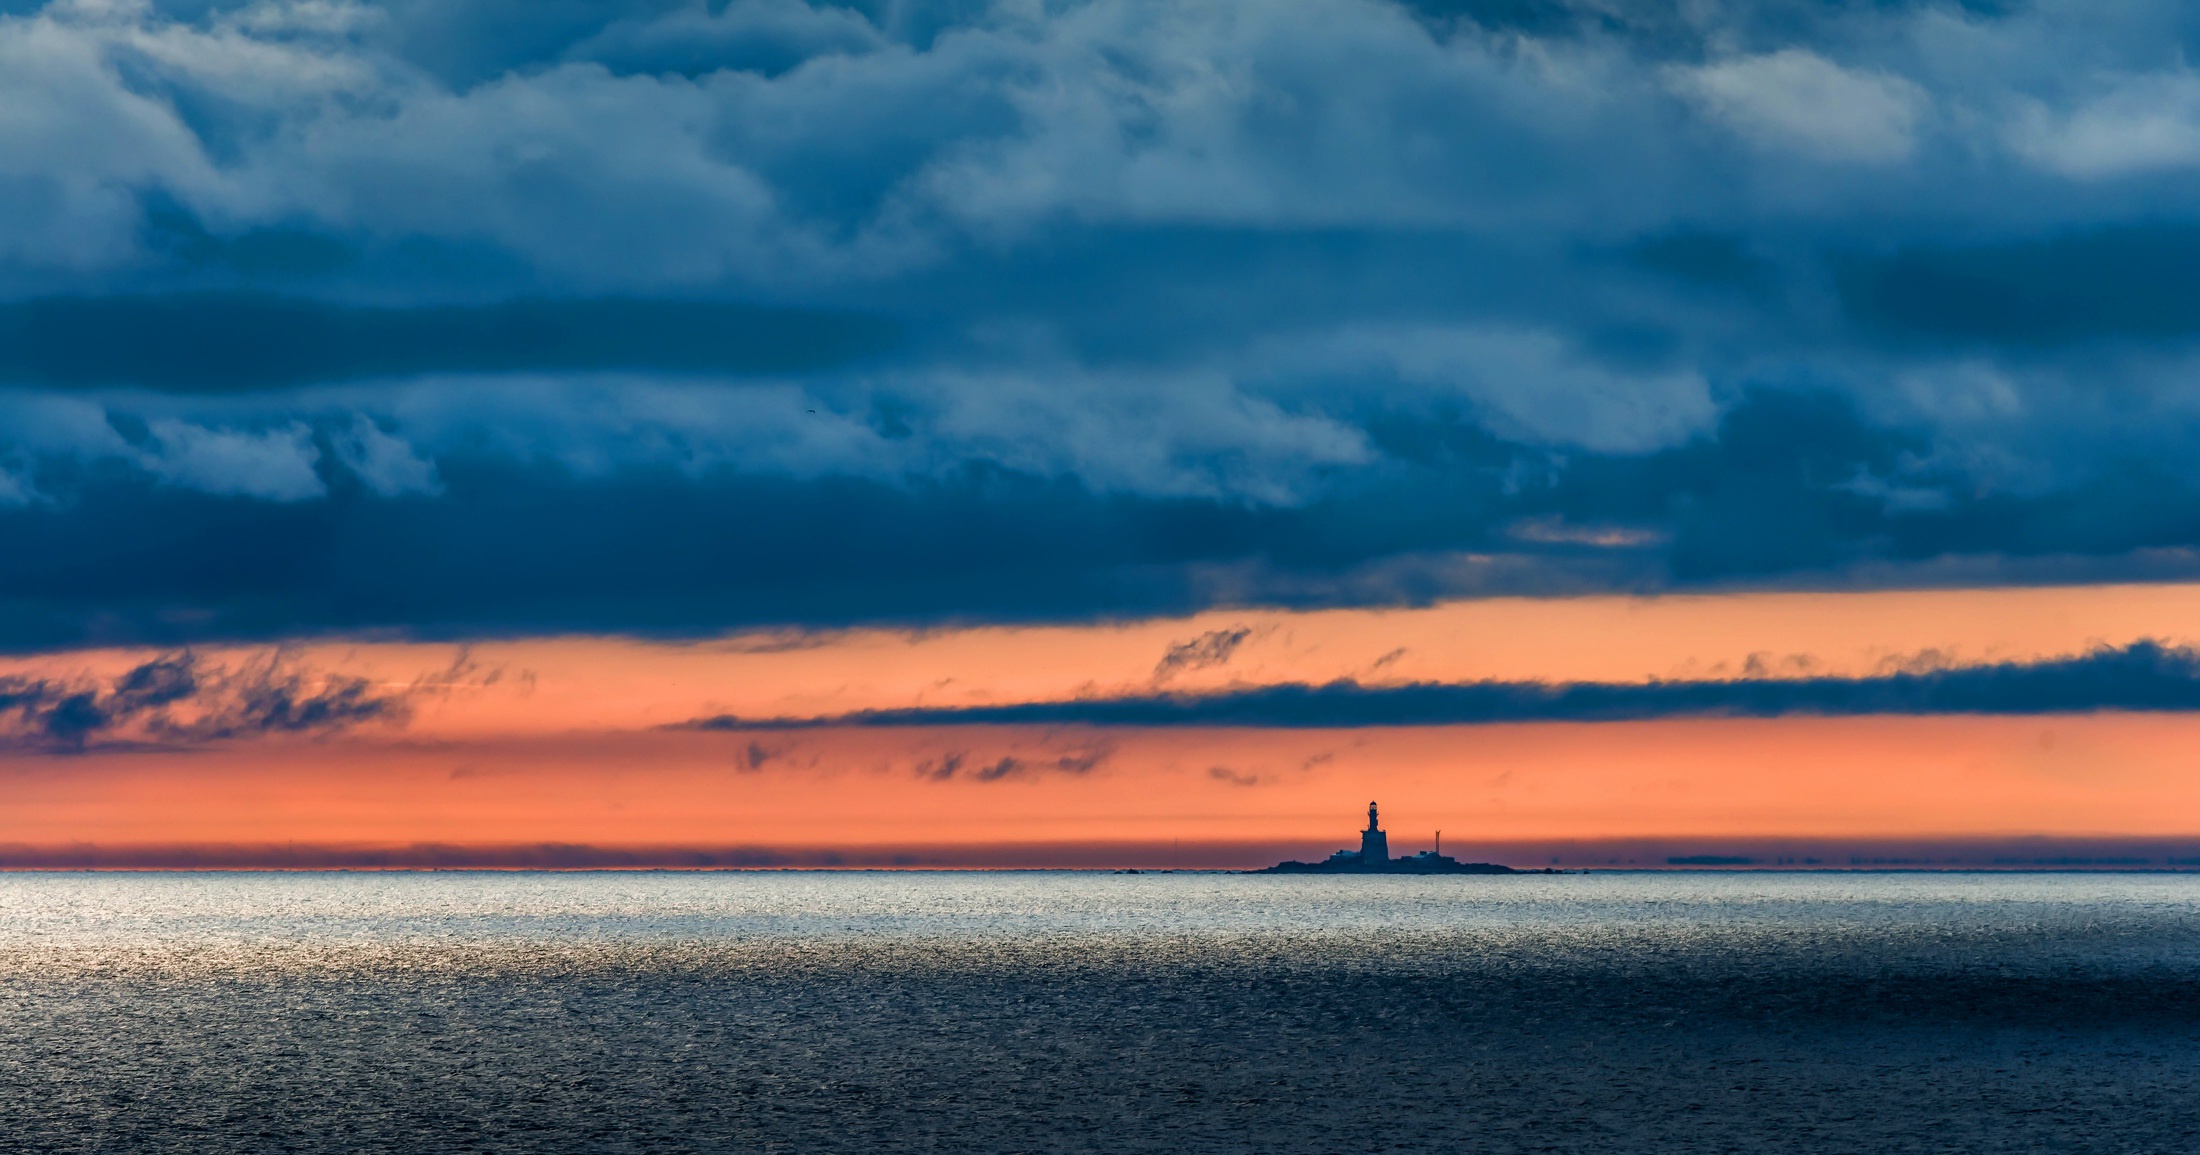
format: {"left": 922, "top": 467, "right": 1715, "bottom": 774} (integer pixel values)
{"left": 2, "top": 870, "right": 2197, "bottom": 1152}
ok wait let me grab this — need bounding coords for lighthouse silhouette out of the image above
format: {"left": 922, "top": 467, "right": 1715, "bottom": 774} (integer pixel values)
{"left": 1359, "top": 801, "right": 1390, "bottom": 864}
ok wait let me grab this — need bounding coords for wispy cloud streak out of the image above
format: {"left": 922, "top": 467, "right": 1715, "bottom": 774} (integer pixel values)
{"left": 0, "top": 649, "right": 487, "bottom": 751}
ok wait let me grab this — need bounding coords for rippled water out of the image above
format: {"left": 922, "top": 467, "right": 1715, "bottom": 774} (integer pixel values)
{"left": 4, "top": 871, "right": 2198, "bottom": 1152}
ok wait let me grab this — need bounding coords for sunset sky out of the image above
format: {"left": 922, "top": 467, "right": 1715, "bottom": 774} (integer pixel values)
{"left": 11, "top": 0, "right": 2200, "bottom": 866}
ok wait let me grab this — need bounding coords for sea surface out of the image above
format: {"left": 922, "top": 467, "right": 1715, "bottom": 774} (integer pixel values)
{"left": 2, "top": 870, "right": 2198, "bottom": 1153}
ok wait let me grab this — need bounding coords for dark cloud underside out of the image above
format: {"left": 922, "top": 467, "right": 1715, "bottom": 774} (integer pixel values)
{"left": 8, "top": 389, "right": 2200, "bottom": 649}
{"left": 1835, "top": 227, "right": 2200, "bottom": 346}
{"left": 0, "top": 296, "right": 900, "bottom": 391}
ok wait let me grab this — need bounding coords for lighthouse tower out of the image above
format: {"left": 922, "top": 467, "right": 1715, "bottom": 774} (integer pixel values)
{"left": 1359, "top": 801, "right": 1390, "bottom": 864}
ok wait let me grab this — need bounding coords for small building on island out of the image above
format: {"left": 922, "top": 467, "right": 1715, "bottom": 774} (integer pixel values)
{"left": 1257, "top": 802, "right": 1517, "bottom": 874}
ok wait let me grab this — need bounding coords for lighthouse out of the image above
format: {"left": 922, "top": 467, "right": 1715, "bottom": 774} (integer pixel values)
{"left": 1257, "top": 803, "right": 1514, "bottom": 873}
{"left": 1359, "top": 800, "right": 1390, "bottom": 864}
{"left": 1257, "top": 803, "right": 1516, "bottom": 873}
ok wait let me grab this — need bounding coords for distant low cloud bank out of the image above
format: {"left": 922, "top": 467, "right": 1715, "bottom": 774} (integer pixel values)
{"left": 693, "top": 641, "right": 2200, "bottom": 729}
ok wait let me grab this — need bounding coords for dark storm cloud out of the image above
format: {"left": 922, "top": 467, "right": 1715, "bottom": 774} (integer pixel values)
{"left": 0, "top": 296, "right": 899, "bottom": 392}
{"left": 690, "top": 641, "right": 2200, "bottom": 729}
{"left": 8, "top": 1, "right": 2200, "bottom": 647}
{"left": 9, "top": 388, "right": 2200, "bottom": 650}
{"left": 1835, "top": 226, "right": 2200, "bottom": 347}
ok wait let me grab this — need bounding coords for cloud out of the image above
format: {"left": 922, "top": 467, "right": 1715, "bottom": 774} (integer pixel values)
{"left": 9, "top": 1, "right": 2200, "bottom": 644}
{"left": 735, "top": 737, "right": 802, "bottom": 772}
{"left": 329, "top": 414, "right": 440, "bottom": 496}
{"left": 1670, "top": 50, "right": 1924, "bottom": 164}
{"left": 2011, "top": 71, "right": 2200, "bottom": 179}
{"left": 566, "top": 0, "right": 887, "bottom": 79}
{"left": 691, "top": 641, "right": 2200, "bottom": 729}
{"left": 1835, "top": 226, "right": 2200, "bottom": 346}
{"left": 0, "top": 3, "right": 223, "bottom": 269}
{"left": 0, "top": 648, "right": 436, "bottom": 750}
{"left": 909, "top": 742, "right": 1112, "bottom": 781}
{"left": 0, "top": 295, "right": 901, "bottom": 391}
{"left": 14, "top": 386, "right": 2200, "bottom": 649}
{"left": 137, "top": 418, "right": 325, "bottom": 500}
{"left": 1274, "top": 325, "right": 1717, "bottom": 454}
{"left": 0, "top": 0, "right": 1933, "bottom": 282}
{"left": 1152, "top": 626, "right": 1252, "bottom": 681}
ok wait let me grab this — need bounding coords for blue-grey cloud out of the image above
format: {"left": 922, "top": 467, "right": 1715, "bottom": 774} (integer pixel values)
{"left": 690, "top": 641, "right": 2200, "bottom": 729}
{"left": 7, "top": 1, "right": 2200, "bottom": 646}
{"left": 0, "top": 649, "right": 468, "bottom": 750}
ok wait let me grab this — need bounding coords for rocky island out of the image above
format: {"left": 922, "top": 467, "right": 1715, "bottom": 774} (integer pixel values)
{"left": 1257, "top": 803, "right": 1519, "bottom": 874}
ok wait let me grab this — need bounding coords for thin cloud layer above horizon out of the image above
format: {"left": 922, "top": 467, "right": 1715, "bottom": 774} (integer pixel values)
{"left": 690, "top": 640, "right": 2200, "bottom": 729}
{"left": 11, "top": 0, "right": 2200, "bottom": 647}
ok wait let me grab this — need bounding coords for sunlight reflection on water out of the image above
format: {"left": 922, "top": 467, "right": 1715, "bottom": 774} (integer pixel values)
{"left": 5, "top": 872, "right": 2200, "bottom": 1152}
{"left": 7, "top": 868, "right": 2200, "bottom": 950}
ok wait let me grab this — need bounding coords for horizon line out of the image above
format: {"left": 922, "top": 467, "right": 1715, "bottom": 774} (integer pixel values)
{"left": 10, "top": 835, "right": 2200, "bottom": 872}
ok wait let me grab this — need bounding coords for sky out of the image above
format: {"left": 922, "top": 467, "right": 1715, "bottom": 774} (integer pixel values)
{"left": 11, "top": 0, "right": 2200, "bottom": 866}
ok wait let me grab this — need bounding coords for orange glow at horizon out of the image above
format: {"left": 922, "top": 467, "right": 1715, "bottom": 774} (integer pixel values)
{"left": 5, "top": 714, "right": 2200, "bottom": 852}
{"left": 9, "top": 581, "right": 2200, "bottom": 853}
